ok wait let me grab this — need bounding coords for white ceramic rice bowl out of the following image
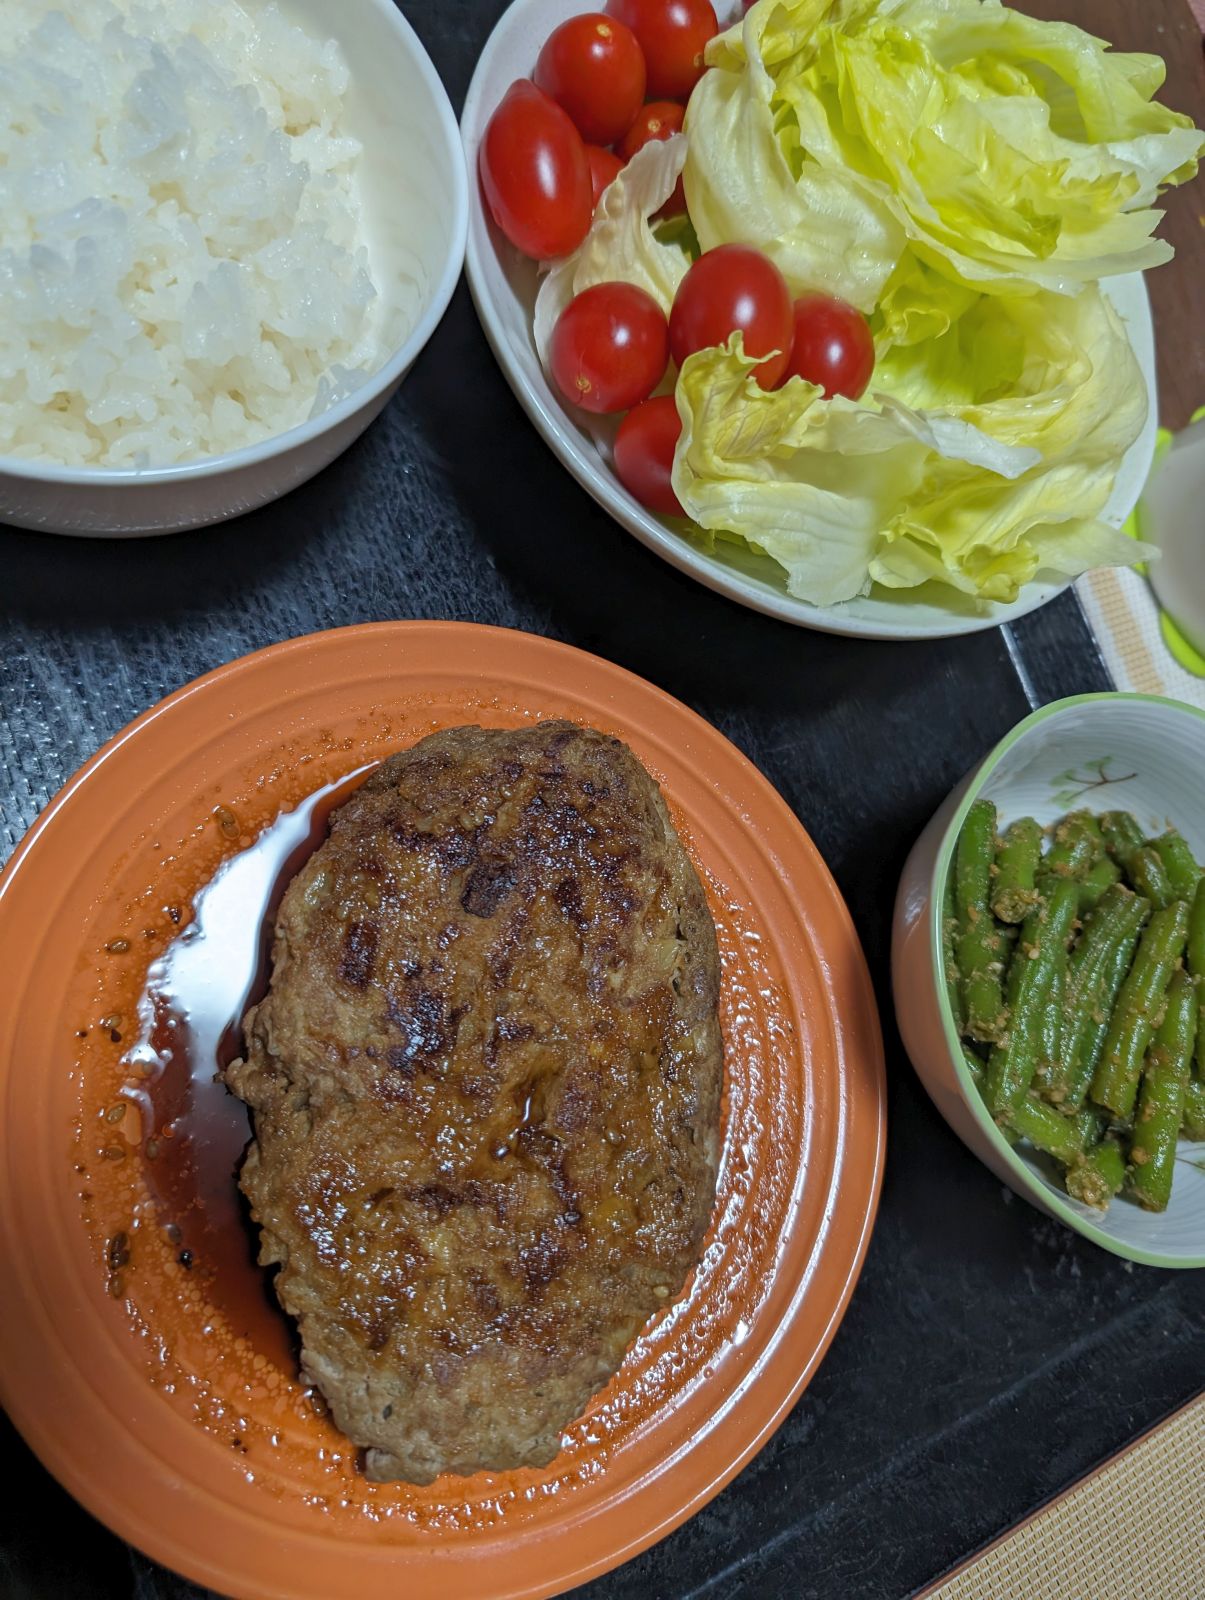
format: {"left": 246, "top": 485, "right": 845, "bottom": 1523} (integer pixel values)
{"left": 0, "top": 0, "right": 467, "bottom": 538}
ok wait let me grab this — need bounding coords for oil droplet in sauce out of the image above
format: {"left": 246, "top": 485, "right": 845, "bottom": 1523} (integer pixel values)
{"left": 122, "top": 766, "right": 376, "bottom": 1363}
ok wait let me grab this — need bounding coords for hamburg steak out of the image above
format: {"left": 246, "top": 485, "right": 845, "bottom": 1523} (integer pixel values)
{"left": 225, "top": 722, "right": 723, "bottom": 1483}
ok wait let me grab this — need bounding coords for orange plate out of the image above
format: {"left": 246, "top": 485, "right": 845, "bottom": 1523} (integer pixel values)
{"left": 0, "top": 623, "right": 884, "bottom": 1600}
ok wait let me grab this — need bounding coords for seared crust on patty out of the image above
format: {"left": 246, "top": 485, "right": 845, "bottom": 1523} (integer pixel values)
{"left": 225, "top": 722, "right": 723, "bottom": 1483}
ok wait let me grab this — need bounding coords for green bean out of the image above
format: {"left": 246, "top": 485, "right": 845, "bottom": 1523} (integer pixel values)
{"left": 983, "top": 880, "right": 1080, "bottom": 1120}
{"left": 1007, "top": 1092, "right": 1089, "bottom": 1164}
{"left": 1183, "top": 1078, "right": 1205, "bottom": 1141}
{"left": 1077, "top": 855, "right": 1122, "bottom": 913}
{"left": 1090, "top": 900, "right": 1191, "bottom": 1120}
{"left": 1149, "top": 832, "right": 1201, "bottom": 902}
{"left": 1068, "top": 811, "right": 1107, "bottom": 851}
{"left": 1034, "top": 956, "right": 1065, "bottom": 1096}
{"left": 955, "top": 799, "right": 1007, "bottom": 1043}
{"left": 1065, "top": 1138, "right": 1126, "bottom": 1209}
{"left": 1187, "top": 878, "right": 1205, "bottom": 979}
{"left": 1062, "top": 927, "right": 1147, "bottom": 1114}
{"left": 1045, "top": 886, "right": 1149, "bottom": 1109}
{"left": 1129, "top": 846, "right": 1177, "bottom": 910}
{"left": 1127, "top": 970, "right": 1197, "bottom": 1212}
{"left": 1191, "top": 881, "right": 1205, "bottom": 1081}
{"left": 992, "top": 817, "right": 1043, "bottom": 923}
{"left": 1039, "top": 814, "right": 1099, "bottom": 883}
{"left": 1071, "top": 1106, "right": 1105, "bottom": 1149}
{"left": 1100, "top": 811, "right": 1145, "bottom": 873}
{"left": 942, "top": 868, "right": 963, "bottom": 1034}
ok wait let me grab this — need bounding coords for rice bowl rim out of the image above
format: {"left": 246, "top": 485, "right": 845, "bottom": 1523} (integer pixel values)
{"left": 0, "top": 0, "right": 469, "bottom": 488}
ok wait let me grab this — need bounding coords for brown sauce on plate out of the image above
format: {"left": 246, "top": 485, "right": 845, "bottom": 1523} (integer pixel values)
{"left": 121, "top": 766, "right": 376, "bottom": 1363}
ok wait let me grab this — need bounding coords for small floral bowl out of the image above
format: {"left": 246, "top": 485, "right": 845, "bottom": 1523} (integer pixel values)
{"left": 892, "top": 693, "right": 1205, "bottom": 1267}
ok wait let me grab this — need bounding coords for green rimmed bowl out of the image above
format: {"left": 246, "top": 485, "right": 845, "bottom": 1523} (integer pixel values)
{"left": 892, "top": 693, "right": 1205, "bottom": 1268}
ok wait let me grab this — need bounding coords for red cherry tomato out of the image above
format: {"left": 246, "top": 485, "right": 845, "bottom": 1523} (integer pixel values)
{"left": 616, "top": 100, "right": 684, "bottom": 161}
{"left": 782, "top": 292, "right": 876, "bottom": 400}
{"left": 617, "top": 102, "right": 687, "bottom": 214}
{"left": 614, "top": 395, "right": 684, "bottom": 516}
{"left": 479, "top": 80, "right": 593, "bottom": 260}
{"left": 669, "top": 244, "right": 794, "bottom": 388}
{"left": 550, "top": 282, "right": 670, "bottom": 414}
{"left": 586, "top": 144, "right": 624, "bottom": 207}
{"left": 534, "top": 13, "right": 647, "bottom": 146}
{"left": 606, "top": 0, "right": 718, "bottom": 101}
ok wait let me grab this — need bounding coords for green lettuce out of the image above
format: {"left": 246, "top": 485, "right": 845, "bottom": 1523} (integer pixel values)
{"left": 673, "top": 285, "right": 1153, "bottom": 606}
{"left": 532, "top": 0, "right": 1194, "bottom": 607}
{"left": 688, "top": 0, "right": 1204, "bottom": 298}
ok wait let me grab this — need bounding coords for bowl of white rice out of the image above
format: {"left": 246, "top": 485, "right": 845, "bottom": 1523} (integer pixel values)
{"left": 0, "top": 0, "right": 467, "bottom": 536}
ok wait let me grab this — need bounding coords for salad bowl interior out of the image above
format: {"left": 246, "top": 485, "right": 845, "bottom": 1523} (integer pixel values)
{"left": 461, "top": 0, "right": 1159, "bottom": 640}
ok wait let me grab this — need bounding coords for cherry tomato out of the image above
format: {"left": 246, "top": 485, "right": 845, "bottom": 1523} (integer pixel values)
{"left": 534, "top": 13, "right": 646, "bottom": 146}
{"left": 668, "top": 244, "right": 794, "bottom": 388}
{"left": 586, "top": 144, "right": 624, "bottom": 207}
{"left": 479, "top": 80, "right": 593, "bottom": 260}
{"left": 616, "top": 99, "right": 684, "bottom": 161}
{"left": 606, "top": 0, "right": 718, "bottom": 102}
{"left": 782, "top": 292, "right": 876, "bottom": 400}
{"left": 550, "top": 282, "right": 670, "bottom": 413}
{"left": 616, "top": 101, "right": 687, "bottom": 213}
{"left": 614, "top": 395, "right": 684, "bottom": 516}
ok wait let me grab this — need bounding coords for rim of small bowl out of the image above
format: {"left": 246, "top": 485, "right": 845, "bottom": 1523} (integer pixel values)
{"left": 930, "top": 691, "right": 1205, "bottom": 1270}
{"left": 0, "top": 0, "right": 468, "bottom": 489}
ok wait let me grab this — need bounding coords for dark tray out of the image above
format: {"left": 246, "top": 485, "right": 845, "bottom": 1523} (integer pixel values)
{"left": 2, "top": 5, "right": 1202, "bottom": 1596}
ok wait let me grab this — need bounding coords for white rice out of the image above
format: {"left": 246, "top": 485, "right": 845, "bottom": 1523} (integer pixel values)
{"left": 0, "top": 0, "right": 381, "bottom": 468}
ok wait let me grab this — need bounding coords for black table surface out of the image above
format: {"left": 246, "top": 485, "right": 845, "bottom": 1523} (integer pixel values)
{"left": 2, "top": 5, "right": 1203, "bottom": 1597}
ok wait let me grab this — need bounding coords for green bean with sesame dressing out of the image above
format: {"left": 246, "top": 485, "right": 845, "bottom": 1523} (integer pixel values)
{"left": 992, "top": 817, "right": 1043, "bottom": 924}
{"left": 1034, "top": 957, "right": 1064, "bottom": 1095}
{"left": 1149, "top": 832, "right": 1201, "bottom": 902}
{"left": 1057, "top": 901, "right": 1150, "bottom": 1113}
{"left": 1187, "top": 878, "right": 1205, "bottom": 979}
{"left": 1090, "top": 899, "right": 1190, "bottom": 1121}
{"left": 1038, "top": 814, "right": 1099, "bottom": 883}
{"left": 1007, "top": 1092, "right": 1090, "bottom": 1165}
{"left": 951, "top": 801, "right": 1205, "bottom": 1215}
{"left": 1045, "top": 886, "right": 1150, "bottom": 1110}
{"left": 1100, "top": 811, "right": 1145, "bottom": 872}
{"left": 1076, "top": 855, "right": 1122, "bottom": 912}
{"left": 1128, "top": 846, "right": 1177, "bottom": 910}
{"left": 1189, "top": 881, "right": 1205, "bottom": 1081}
{"left": 983, "top": 879, "right": 1079, "bottom": 1120}
{"left": 1127, "top": 970, "right": 1197, "bottom": 1212}
{"left": 1066, "top": 1138, "right": 1126, "bottom": 1210}
{"left": 955, "top": 798, "right": 1007, "bottom": 1043}
{"left": 1183, "top": 1078, "right": 1205, "bottom": 1142}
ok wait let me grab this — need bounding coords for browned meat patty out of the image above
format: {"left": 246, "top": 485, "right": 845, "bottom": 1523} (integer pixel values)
{"left": 225, "top": 722, "right": 723, "bottom": 1484}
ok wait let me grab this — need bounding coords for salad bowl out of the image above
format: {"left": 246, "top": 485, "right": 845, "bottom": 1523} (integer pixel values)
{"left": 461, "top": 0, "right": 1159, "bottom": 640}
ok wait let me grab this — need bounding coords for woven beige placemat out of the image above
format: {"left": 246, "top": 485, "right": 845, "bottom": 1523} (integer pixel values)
{"left": 922, "top": 1393, "right": 1205, "bottom": 1599}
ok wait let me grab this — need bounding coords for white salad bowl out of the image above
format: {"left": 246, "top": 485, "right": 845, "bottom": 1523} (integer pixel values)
{"left": 461, "top": 0, "right": 1159, "bottom": 640}
{"left": 0, "top": 0, "right": 467, "bottom": 538}
{"left": 892, "top": 693, "right": 1205, "bottom": 1267}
